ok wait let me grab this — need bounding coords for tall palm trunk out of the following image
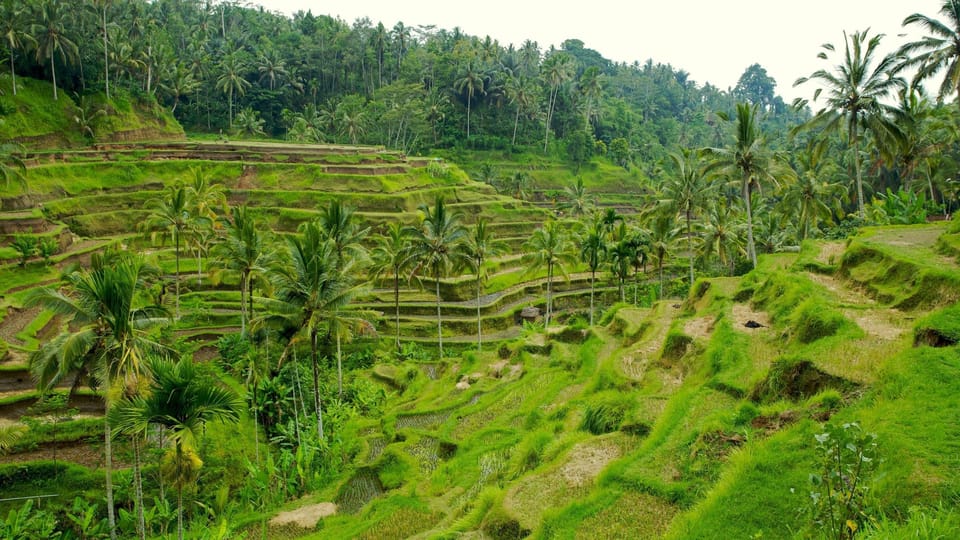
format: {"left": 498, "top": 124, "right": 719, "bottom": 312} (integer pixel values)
{"left": 51, "top": 50, "right": 58, "bottom": 101}
{"left": 852, "top": 134, "right": 865, "bottom": 219}
{"left": 104, "top": 417, "right": 117, "bottom": 540}
{"left": 393, "top": 269, "right": 401, "bottom": 354}
{"left": 133, "top": 435, "right": 146, "bottom": 540}
{"left": 176, "top": 444, "right": 184, "bottom": 540}
{"left": 174, "top": 231, "right": 180, "bottom": 319}
{"left": 513, "top": 105, "right": 521, "bottom": 146}
{"left": 9, "top": 54, "right": 16, "bottom": 96}
{"left": 545, "top": 262, "right": 553, "bottom": 328}
{"left": 336, "top": 327, "right": 343, "bottom": 398}
{"left": 102, "top": 8, "right": 109, "bottom": 99}
{"left": 239, "top": 271, "right": 247, "bottom": 335}
{"left": 476, "top": 274, "right": 483, "bottom": 352}
{"left": 589, "top": 269, "right": 596, "bottom": 326}
{"left": 686, "top": 210, "right": 694, "bottom": 286}
{"left": 743, "top": 175, "right": 757, "bottom": 268}
{"left": 436, "top": 273, "right": 444, "bottom": 358}
{"left": 310, "top": 331, "right": 324, "bottom": 440}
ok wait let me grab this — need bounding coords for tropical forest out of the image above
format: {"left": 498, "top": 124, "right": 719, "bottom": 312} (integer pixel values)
{"left": 2, "top": 0, "right": 960, "bottom": 538}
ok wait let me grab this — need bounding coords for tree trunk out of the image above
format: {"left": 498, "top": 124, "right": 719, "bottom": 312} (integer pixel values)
{"left": 310, "top": 331, "right": 324, "bottom": 440}
{"left": 51, "top": 50, "right": 58, "bottom": 101}
{"left": 589, "top": 269, "right": 596, "bottom": 326}
{"left": 658, "top": 261, "right": 664, "bottom": 299}
{"left": 239, "top": 271, "right": 247, "bottom": 335}
{"left": 853, "top": 134, "right": 865, "bottom": 219}
{"left": 133, "top": 435, "right": 146, "bottom": 540}
{"left": 436, "top": 274, "right": 444, "bottom": 358}
{"left": 513, "top": 105, "right": 520, "bottom": 146}
{"left": 176, "top": 443, "right": 184, "bottom": 540}
{"left": 476, "top": 273, "right": 483, "bottom": 352}
{"left": 174, "top": 230, "right": 180, "bottom": 319}
{"left": 394, "top": 271, "right": 400, "bottom": 354}
{"left": 336, "top": 328, "right": 343, "bottom": 399}
{"left": 103, "top": 8, "right": 109, "bottom": 99}
{"left": 9, "top": 54, "right": 16, "bottom": 96}
{"left": 687, "top": 212, "right": 694, "bottom": 286}
{"left": 545, "top": 262, "right": 553, "bottom": 328}
{"left": 105, "top": 416, "right": 117, "bottom": 540}
{"left": 743, "top": 176, "right": 757, "bottom": 268}
{"left": 466, "top": 93, "right": 471, "bottom": 140}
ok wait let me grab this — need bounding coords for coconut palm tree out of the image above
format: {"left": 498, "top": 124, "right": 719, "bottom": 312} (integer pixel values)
{"left": 30, "top": 0, "right": 78, "bottom": 101}
{"left": 793, "top": 29, "right": 905, "bottom": 219}
{"left": 214, "top": 205, "right": 274, "bottom": 336}
{"left": 700, "top": 200, "right": 746, "bottom": 276}
{"left": 455, "top": 62, "right": 485, "bottom": 140}
{"left": 522, "top": 220, "right": 576, "bottom": 328}
{"left": 267, "top": 221, "right": 356, "bottom": 439}
{"left": 660, "top": 149, "right": 714, "bottom": 286}
{"left": 558, "top": 177, "right": 594, "bottom": 217}
{"left": 0, "top": 142, "right": 26, "bottom": 194}
{"left": 580, "top": 214, "right": 606, "bottom": 324}
{"left": 144, "top": 184, "right": 193, "bottom": 320}
{"left": 900, "top": 1, "right": 960, "bottom": 110}
{"left": 370, "top": 222, "right": 412, "bottom": 354}
{"left": 505, "top": 73, "right": 538, "bottom": 145}
{"left": 0, "top": 1, "right": 36, "bottom": 96}
{"left": 408, "top": 196, "right": 470, "bottom": 358}
{"left": 216, "top": 51, "right": 251, "bottom": 125}
{"left": 468, "top": 219, "right": 507, "bottom": 352}
{"left": 111, "top": 356, "right": 241, "bottom": 540}
{"left": 319, "top": 200, "right": 369, "bottom": 265}
{"left": 27, "top": 251, "right": 169, "bottom": 540}
{"left": 542, "top": 53, "right": 574, "bottom": 152}
{"left": 780, "top": 141, "right": 846, "bottom": 241}
{"left": 707, "top": 103, "right": 789, "bottom": 268}
{"left": 648, "top": 215, "right": 679, "bottom": 298}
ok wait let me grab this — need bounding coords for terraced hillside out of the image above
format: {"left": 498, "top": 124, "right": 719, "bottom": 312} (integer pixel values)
{"left": 3, "top": 143, "right": 959, "bottom": 539}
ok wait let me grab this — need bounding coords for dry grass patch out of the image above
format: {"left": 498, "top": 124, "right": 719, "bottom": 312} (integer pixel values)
{"left": 576, "top": 491, "right": 678, "bottom": 539}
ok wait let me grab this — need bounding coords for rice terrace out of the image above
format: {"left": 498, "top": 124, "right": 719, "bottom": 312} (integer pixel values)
{"left": 1, "top": 1, "right": 960, "bottom": 539}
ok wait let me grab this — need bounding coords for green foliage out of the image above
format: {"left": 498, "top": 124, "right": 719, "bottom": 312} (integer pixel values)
{"left": 0, "top": 499, "right": 61, "bottom": 540}
{"left": 913, "top": 303, "right": 960, "bottom": 347}
{"left": 580, "top": 394, "right": 633, "bottom": 435}
{"left": 376, "top": 448, "right": 416, "bottom": 490}
{"left": 37, "top": 238, "right": 58, "bottom": 264}
{"left": 806, "top": 422, "right": 880, "bottom": 540}
{"left": 11, "top": 235, "right": 36, "bottom": 266}
{"left": 660, "top": 330, "right": 693, "bottom": 361}
{"left": 732, "top": 402, "right": 760, "bottom": 427}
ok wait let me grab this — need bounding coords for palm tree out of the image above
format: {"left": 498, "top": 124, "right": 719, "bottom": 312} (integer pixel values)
{"left": 214, "top": 205, "right": 274, "bottom": 335}
{"left": 455, "top": 62, "right": 486, "bottom": 139}
{"left": 319, "top": 200, "right": 369, "bottom": 265}
{"left": 700, "top": 200, "right": 745, "bottom": 276}
{"left": 780, "top": 141, "right": 846, "bottom": 241}
{"left": 369, "top": 222, "right": 412, "bottom": 354}
{"left": 257, "top": 49, "right": 287, "bottom": 90}
{"left": 27, "top": 252, "right": 169, "bottom": 540}
{"left": 542, "top": 53, "right": 574, "bottom": 153}
{"left": 505, "top": 73, "right": 538, "bottom": 145}
{"left": 0, "top": 1, "right": 36, "bottom": 96}
{"left": 522, "top": 220, "right": 576, "bottom": 328}
{"left": 468, "top": 219, "right": 507, "bottom": 352}
{"left": 607, "top": 222, "right": 636, "bottom": 303}
{"left": 408, "top": 197, "right": 470, "bottom": 358}
{"left": 144, "top": 184, "right": 193, "bottom": 320}
{"left": 87, "top": 0, "right": 112, "bottom": 98}
{"left": 111, "top": 356, "right": 241, "bottom": 540}
{"left": 900, "top": 1, "right": 960, "bottom": 111}
{"left": 268, "top": 221, "right": 353, "bottom": 439}
{"left": 187, "top": 168, "right": 226, "bottom": 285}
{"left": 648, "top": 215, "right": 679, "bottom": 298}
{"left": 558, "top": 177, "right": 594, "bottom": 217}
{"left": 660, "top": 149, "right": 714, "bottom": 286}
{"left": 794, "top": 29, "right": 905, "bottom": 219}
{"left": 31, "top": 0, "right": 79, "bottom": 101}
{"left": 707, "top": 103, "right": 788, "bottom": 268}
{"left": 0, "top": 142, "right": 26, "bottom": 194}
{"left": 580, "top": 214, "right": 606, "bottom": 324}
{"left": 216, "top": 51, "right": 251, "bottom": 125}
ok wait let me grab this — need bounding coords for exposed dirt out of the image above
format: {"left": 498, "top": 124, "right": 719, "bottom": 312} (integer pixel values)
{"left": 806, "top": 272, "right": 905, "bottom": 341}
{"left": 684, "top": 316, "right": 714, "bottom": 340}
{"left": 815, "top": 241, "right": 846, "bottom": 266}
{"left": 2, "top": 439, "right": 106, "bottom": 468}
{"left": 269, "top": 502, "right": 338, "bottom": 529}
{"left": 0, "top": 306, "right": 43, "bottom": 346}
{"left": 731, "top": 303, "right": 771, "bottom": 332}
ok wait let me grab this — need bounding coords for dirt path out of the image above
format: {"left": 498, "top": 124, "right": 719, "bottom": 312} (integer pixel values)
{"left": 0, "top": 306, "right": 42, "bottom": 346}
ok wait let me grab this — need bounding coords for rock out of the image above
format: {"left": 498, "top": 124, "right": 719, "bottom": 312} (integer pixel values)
{"left": 455, "top": 380, "right": 470, "bottom": 390}
{"left": 744, "top": 320, "right": 765, "bottom": 328}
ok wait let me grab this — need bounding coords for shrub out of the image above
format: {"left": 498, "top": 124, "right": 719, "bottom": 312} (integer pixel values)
{"left": 482, "top": 506, "right": 530, "bottom": 540}
{"left": 732, "top": 402, "right": 760, "bottom": 426}
{"left": 580, "top": 394, "right": 632, "bottom": 435}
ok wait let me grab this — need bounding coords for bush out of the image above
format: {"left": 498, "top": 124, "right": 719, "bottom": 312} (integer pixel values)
{"left": 580, "top": 394, "right": 632, "bottom": 435}
{"left": 482, "top": 506, "right": 530, "bottom": 540}
{"left": 732, "top": 402, "right": 760, "bottom": 426}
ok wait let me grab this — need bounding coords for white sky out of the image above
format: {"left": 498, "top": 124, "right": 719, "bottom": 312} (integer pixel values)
{"left": 258, "top": 0, "right": 943, "bottom": 103}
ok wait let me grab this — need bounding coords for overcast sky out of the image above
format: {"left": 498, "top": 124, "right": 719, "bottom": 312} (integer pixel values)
{"left": 259, "top": 0, "right": 942, "bottom": 103}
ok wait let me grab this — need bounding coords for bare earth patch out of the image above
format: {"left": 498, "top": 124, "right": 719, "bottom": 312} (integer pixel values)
{"left": 270, "top": 502, "right": 337, "bottom": 529}
{"left": 731, "top": 303, "right": 771, "bottom": 332}
{"left": 806, "top": 273, "right": 904, "bottom": 341}
{"left": 815, "top": 241, "right": 846, "bottom": 266}
{"left": 684, "top": 316, "right": 714, "bottom": 340}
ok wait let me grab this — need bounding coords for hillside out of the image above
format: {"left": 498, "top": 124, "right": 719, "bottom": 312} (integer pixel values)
{"left": 1, "top": 137, "right": 959, "bottom": 538}
{"left": 0, "top": 75, "right": 184, "bottom": 148}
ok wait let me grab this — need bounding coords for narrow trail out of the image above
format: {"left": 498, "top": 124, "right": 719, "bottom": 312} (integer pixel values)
{"left": 619, "top": 304, "right": 680, "bottom": 381}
